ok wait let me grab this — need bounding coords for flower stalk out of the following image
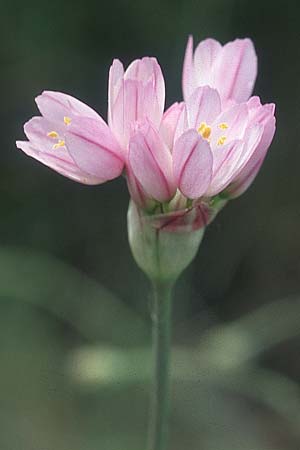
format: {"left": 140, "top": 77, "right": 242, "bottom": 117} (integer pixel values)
{"left": 148, "top": 279, "right": 174, "bottom": 450}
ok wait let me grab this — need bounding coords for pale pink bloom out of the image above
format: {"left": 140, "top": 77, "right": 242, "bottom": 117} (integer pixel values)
{"left": 128, "top": 85, "right": 275, "bottom": 204}
{"left": 16, "top": 57, "right": 165, "bottom": 186}
{"left": 182, "top": 36, "right": 257, "bottom": 106}
{"left": 17, "top": 42, "right": 275, "bottom": 231}
{"left": 173, "top": 86, "right": 275, "bottom": 198}
{"left": 16, "top": 91, "right": 124, "bottom": 185}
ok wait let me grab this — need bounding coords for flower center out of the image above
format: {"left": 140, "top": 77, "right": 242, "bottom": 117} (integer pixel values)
{"left": 197, "top": 121, "right": 229, "bottom": 146}
{"left": 46, "top": 117, "right": 72, "bottom": 149}
{"left": 217, "top": 122, "right": 228, "bottom": 146}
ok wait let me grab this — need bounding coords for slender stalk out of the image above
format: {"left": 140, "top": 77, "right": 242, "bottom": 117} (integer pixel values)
{"left": 147, "top": 279, "right": 173, "bottom": 450}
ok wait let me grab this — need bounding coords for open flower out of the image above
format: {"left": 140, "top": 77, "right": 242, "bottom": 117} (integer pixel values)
{"left": 17, "top": 91, "right": 124, "bottom": 185}
{"left": 128, "top": 85, "right": 275, "bottom": 205}
{"left": 16, "top": 57, "right": 165, "bottom": 185}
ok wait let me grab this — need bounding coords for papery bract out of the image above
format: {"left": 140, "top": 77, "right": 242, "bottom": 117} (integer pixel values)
{"left": 127, "top": 200, "right": 206, "bottom": 282}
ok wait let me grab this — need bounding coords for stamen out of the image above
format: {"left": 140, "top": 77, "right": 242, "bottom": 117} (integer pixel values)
{"left": 218, "top": 122, "right": 229, "bottom": 129}
{"left": 64, "top": 116, "right": 72, "bottom": 125}
{"left": 217, "top": 136, "right": 227, "bottom": 146}
{"left": 47, "top": 131, "right": 59, "bottom": 139}
{"left": 52, "top": 140, "right": 66, "bottom": 149}
{"left": 197, "top": 122, "right": 211, "bottom": 140}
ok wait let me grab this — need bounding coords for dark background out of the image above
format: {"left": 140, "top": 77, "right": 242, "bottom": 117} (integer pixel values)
{"left": 1, "top": 0, "right": 300, "bottom": 449}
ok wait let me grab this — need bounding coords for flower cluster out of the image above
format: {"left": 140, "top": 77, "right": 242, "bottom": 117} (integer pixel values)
{"left": 17, "top": 37, "right": 275, "bottom": 230}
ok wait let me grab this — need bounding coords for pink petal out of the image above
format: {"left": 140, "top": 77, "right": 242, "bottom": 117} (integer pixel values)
{"left": 247, "top": 95, "right": 261, "bottom": 110}
{"left": 126, "top": 166, "right": 154, "bottom": 209}
{"left": 227, "top": 155, "right": 266, "bottom": 198}
{"left": 124, "top": 57, "right": 165, "bottom": 115}
{"left": 24, "top": 116, "right": 66, "bottom": 153}
{"left": 111, "top": 79, "right": 163, "bottom": 149}
{"left": 206, "top": 140, "right": 244, "bottom": 196}
{"left": 16, "top": 140, "right": 100, "bottom": 185}
{"left": 110, "top": 79, "right": 139, "bottom": 148}
{"left": 211, "top": 103, "right": 249, "bottom": 147}
{"left": 160, "top": 102, "right": 185, "bottom": 150}
{"left": 108, "top": 59, "right": 125, "bottom": 128}
{"left": 182, "top": 36, "right": 196, "bottom": 102}
{"left": 173, "top": 129, "right": 213, "bottom": 199}
{"left": 248, "top": 97, "right": 276, "bottom": 124}
{"left": 173, "top": 105, "right": 189, "bottom": 144}
{"left": 213, "top": 38, "right": 257, "bottom": 104}
{"left": 109, "top": 57, "right": 165, "bottom": 149}
{"left": 65, "top": 116, "right": 124, "bottom": 182}
{"left": 193, "top": 38, "right": 222, "bottom": 87}
{"left": 182, "top": 37, "right": 257, "bottom": 106}
{"left": 186, "top": 86, "right": 221, "bottom": 129}
{"left": 20, "top": 115, "right": 123, "bottom": 184}
{"left": 36, "top": 91, "right": 102, "bottom": 124}
{"left": 128, "top": 121, "right": 176, "bottom": 202}
{"left": 233, "top": 123, "right": 264, "bottom": 177}
{"left": 228, "top": 108, "right": 276, "bottom": 197}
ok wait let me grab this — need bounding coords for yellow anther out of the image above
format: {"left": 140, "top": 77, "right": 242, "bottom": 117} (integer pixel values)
{"left": 52, "top": 140, "right": 66, "bottom": 149}
{"left": 217, "top": 136, "right": 227, "bottom": 146}
{"left": 47, "top": 131, "right": 59, "bottom": 139}
{"left": 218, "top": 122, "right": 229, "bottom": 130}
{"left": 197, "top": 122, "right": 211, "bottom": 140}
{"left": 64, "top": 116, "right": 72, "bottom": 125}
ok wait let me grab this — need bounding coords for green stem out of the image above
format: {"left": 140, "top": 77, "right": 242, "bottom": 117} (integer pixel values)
{"left": 147, "top": 279, "right": 173, "bottom": 450}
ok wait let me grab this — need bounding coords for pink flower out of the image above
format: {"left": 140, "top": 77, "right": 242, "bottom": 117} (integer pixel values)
{"left": 127, "top": 36, "right": 275, "bottom": 210}
{"left": 16, "top": 91, "right": 124, "bottom": 185}
{"left": 128, "top": 86, "right": 275, "bottom": 204}
{"left": 16, "top": 39, "right": 275, "bottom": 231}
{"left": 16, "top": 57, "right": 165, "bottom": 185}
{"left": 182, "top": 36, "right": 257, "bottom": 107}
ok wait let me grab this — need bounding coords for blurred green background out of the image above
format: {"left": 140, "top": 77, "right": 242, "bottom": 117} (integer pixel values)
{"left": 1, "top": 0, "right": 300, "bottom": 449}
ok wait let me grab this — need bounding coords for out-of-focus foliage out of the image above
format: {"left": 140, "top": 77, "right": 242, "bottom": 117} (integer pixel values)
{"left": 1, "top": 0, "right": 300, "bottom": 448}
{"left": 1, "top": 248, "right": 300, "bottom": 450}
